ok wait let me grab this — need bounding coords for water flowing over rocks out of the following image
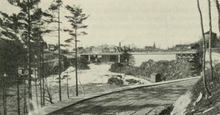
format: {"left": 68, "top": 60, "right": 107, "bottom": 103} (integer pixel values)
{"left": 109, "top": 59, "right": 198, "bottom": 82}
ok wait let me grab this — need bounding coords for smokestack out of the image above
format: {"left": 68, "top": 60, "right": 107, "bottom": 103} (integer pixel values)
{"left": 119, "top": 42, "right": 121, "bottom": 47}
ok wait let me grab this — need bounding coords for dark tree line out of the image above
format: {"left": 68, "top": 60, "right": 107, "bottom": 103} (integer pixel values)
{"left": 0, "top": 0, "right": 89, "bottom": 114}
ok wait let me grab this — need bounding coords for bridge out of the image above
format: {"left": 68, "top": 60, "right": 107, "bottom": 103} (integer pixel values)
{"left": 37, "top": 77, "right": 200, "bottom": 115}
{"left": 80, "top": 51, "right": 197, "bottom": 63}
{"left": 80, "top": 51, "right": 196, "bottom": 55}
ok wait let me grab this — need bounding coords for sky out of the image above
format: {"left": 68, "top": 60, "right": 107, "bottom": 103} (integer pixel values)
{"left": 0, "top": 0, "right": 219, "bottom": 49}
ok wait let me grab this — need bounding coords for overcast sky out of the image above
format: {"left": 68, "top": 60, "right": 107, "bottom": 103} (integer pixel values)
{"left": 0, "top": 0, "right": 219, "bottom": 49}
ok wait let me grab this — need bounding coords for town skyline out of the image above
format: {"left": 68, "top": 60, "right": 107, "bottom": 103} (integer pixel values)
{"left": 0, "top": 0, "right": 219, "bottom": 49}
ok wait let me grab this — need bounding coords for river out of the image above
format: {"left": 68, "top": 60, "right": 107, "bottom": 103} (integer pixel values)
{"left": 133, "top": 54, "right": 176, "bottom": 66}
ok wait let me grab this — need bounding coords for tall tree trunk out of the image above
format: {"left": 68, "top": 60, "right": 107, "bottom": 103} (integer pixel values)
{"left": 197, "top": 0, "right": 211, "bottom": 98}
{"left": 208, "top": 0, "right": 214, "bottom": 80}
{"left": 27, "top": 0, "right": 34, "bottom": 112}
{"left": 17, "top": 71, "right": 21, "bottom": 115}
{"left": 42, "top": 47, "right": 45, "bottom": 106}
{"left": 44, "top": 80, "right": 54, "bottom": 104}
{"left": 67, "top": 75, "right": 69, "bottom": 98}
{"left": 39, "top": 43, "right": 43, "bottom": 107}
{"left": 2, "top": 76, "right": 7, "bottom": 115}
{"left": 13, "top": 20, "right": 21, "bottom": 115}
{"left": 34, "top": 63, "right": 38, "bottom": 107}
{"left": 58, "top": 2, "right": 62, "bottom": 102}
{"left": 75, "top": 28, "right": 78, "bottom": 96}
{"left": 216, "top": 0, "right": 220, "bottom": 35}
{"left": 23, "top": 75, "right": 27, "bottom": 113}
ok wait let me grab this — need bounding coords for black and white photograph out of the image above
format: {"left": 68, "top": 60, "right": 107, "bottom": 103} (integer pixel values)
{"left": 0, "top": 0, "right": 220, "bottom": 115}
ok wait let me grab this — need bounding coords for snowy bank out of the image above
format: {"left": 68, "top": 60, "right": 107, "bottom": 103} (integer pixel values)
{"left": 46, "top": 64, "right": 151, "bottom": 86}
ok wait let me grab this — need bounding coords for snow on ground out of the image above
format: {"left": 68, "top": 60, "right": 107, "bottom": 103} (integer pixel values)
{"left": 208, "top": 52, "right": 220, "bottom": 64}
{"left": 205, "top": 52, "right": 220, "bottom": 68}
{"left": 28, "top": 64, "right": 151, "bottom": 115}
{"left": 171, "top": 91, "right": 193, "bottom": 115}
{"left": 46, "top": 63, "right": 151, "bottom": 87}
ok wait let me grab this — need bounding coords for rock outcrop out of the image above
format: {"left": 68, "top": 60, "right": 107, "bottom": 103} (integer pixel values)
{"left": 107, "top": 75, "right": 123, "bottom": 85}
{"left": 109, "top": 59, "right": 197, "bottom": 81}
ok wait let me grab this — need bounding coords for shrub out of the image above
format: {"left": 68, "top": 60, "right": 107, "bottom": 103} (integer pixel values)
{"left": 77, "top": 57, "right": 90, "bottom": 70}
{"left": 109, "top": 63, "right": 124, "bottom": 73}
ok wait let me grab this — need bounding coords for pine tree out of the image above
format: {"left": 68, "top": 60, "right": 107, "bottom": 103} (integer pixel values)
{"left": 5, "top": 0, "right": 55, "bottom": 111}
{"left": 65, "top": 5, "right": 89, "bottom": 96}
{"left": 48, "top": 0, "right": 63, "bottom": 101}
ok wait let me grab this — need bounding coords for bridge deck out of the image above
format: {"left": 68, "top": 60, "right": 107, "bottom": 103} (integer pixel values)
{"left": 38, "top": 77, "right": 199, "bottom": 115}
{"left": 80, "top": 51, "right": 196, "bottom": 55}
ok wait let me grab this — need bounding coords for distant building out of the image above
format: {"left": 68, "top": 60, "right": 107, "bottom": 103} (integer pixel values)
{"left": 190, "top": 43, "right": 200, "bottom": 49}
{"left": 78, "top": 47, "right": 84, "bottom": 53}
{"left": 167, "top": 44, "right": 193, "bottom": 51}
{"left": 145, "top": 42, "right": 157, "bottom": 51}
{"left": 84, "top": 45, "right": 120, "bottom": 53}
{"left": 199, "top": 31, "right": 220, "bottom": 48}
{"left": 153, "top": 42, "right": 156, "bottom": 48}
{"left": 91, "top": 46, "right": 104, "bottom": 53}
{"left": 108, "top": 45, "right": 119, "bottom": 52}
{"left": 145, "top": 46, "right": 155, "bottom": 51}
{"left": 175, "top": 44, "right": 191, "bottom": 50}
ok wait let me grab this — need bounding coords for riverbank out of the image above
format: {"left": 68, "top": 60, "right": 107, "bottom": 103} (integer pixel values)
{"left": 110, "top": 59, "right": 198, "bottom": 82}
{"left": 41, "top": 64, "right": 151, "bottom": 104}
{"left": 160, "top": 53, "right": 220, "bottom": 115}
{"left": 0, "top": 63, "right": 151, "bottom": 115}
{"left": 161, "top": 63, "right": 220, "bottom": 115}
{"left": 37, "top": 76, "right": 200, "bottom": 115}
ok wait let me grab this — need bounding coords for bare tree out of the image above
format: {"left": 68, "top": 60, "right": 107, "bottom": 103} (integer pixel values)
{"left": 197, "top": 0, "right": 211, "bottom": 98}
{"left": 44, "top": 79, "right": 54, "bottom": 104}
{"left": 215, "top": 0, "right": 220, "bottom": 35}
{"left": 208, "top": 0, "right": 214, "bottom": 80}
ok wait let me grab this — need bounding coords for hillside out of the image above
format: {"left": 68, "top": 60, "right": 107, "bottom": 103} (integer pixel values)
{"left": 169, "top": 63, "right": 220, "bottom": 115}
